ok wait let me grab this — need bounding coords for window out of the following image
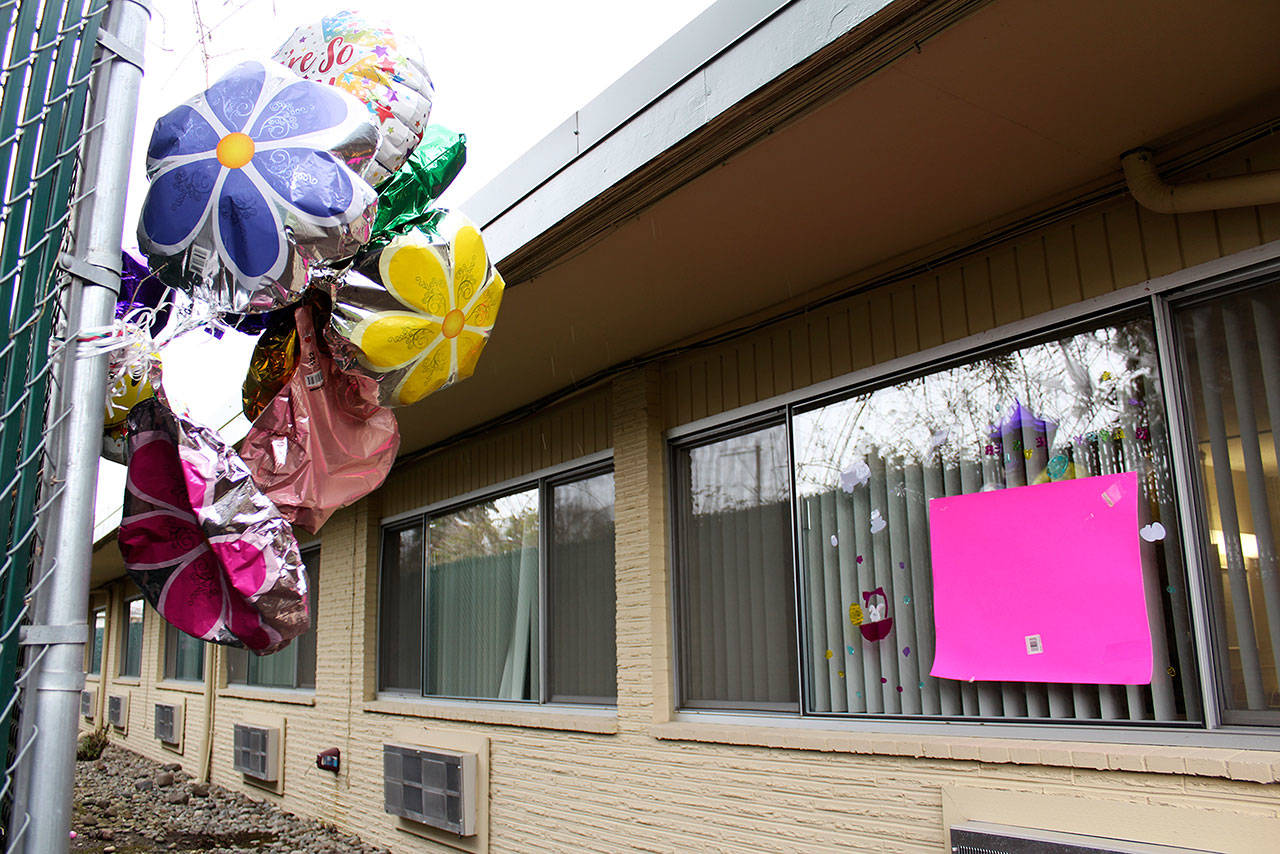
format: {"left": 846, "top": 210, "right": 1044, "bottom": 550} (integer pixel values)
{"left": 1174, "top": 281, "right": 1280, "bottom": 723}
{"left": 119, "top": 597, "right": 144, "bottom": 678}
{"left": 87, "top": 608, "right": 105, "bottom": 675}
{"left": 378, "top": 463, "right": 616, "bottom": 704}
{"left": 226, "top": 546, "right": 319, "bottom": 689}
{"left": 163, "top": 623, "right": 205, "bottom": 682}
{"left": 673, "top": 424, "right": 799, "bottom": 710}
{"left": 674, "top": 307, "right": 1219, "bottom": 724}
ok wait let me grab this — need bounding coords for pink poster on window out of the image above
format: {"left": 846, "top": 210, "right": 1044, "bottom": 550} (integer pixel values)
{"left": 928, "top": 472, "right": 1152, "bottom": 684}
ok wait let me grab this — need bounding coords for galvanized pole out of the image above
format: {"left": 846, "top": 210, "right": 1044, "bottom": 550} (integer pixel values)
{"left": 16, "top": 0, "right": 148, "bottom": 851}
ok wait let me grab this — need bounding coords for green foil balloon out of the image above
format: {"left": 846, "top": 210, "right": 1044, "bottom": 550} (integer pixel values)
{"left": 369, "top": 125, "right": 466, "bottom": 249}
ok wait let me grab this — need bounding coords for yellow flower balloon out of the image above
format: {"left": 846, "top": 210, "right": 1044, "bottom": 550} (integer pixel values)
{"left": 329, "top": 210, "right": 504, "bottom": 406}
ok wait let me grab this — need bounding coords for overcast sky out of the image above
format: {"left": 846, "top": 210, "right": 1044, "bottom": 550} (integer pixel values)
{"left": 97, "top": 0, "right": 717, "bottom": 536}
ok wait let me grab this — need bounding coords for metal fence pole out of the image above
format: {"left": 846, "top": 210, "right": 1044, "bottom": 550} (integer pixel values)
{"left": 15, "top": 0, "right": 147, "bottom": 850}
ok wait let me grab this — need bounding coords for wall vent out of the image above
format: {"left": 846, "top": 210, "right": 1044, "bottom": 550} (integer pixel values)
{"left": 232, "top": 723, "right": 280, "bottom": 783}
{"left": 80, "top": 689, "right": 95, "bottom": 719}
{"left": 950, "top": 821, "right": 1221, "bottom": 854}
{"left": 383, "top": 743, "right": 477, "bottom": 836}
{"left": 154, "top": 702, "right": 182, "bottom": 745}
{"left": 107, "top": 694, "right": 128, "bottom": 729}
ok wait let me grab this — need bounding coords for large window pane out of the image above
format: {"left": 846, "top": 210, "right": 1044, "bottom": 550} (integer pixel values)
{"left": 792, "top": 314, "right": 1198, "bottom": 722}
{"left": 88, "top": 608, "right": 105, "bottom": 675}
{"left": 227, "top": 546, "right": 319, "bottom": 689}
{"left": 675, "top": 423, "right": 799, "bottom": 710}
{"left": 120, "top": 597, "right": 144, "bottom": 678}
{"left": 1176, "top": 283, "right": 1280, "bottom": 722}
{"left": 548, "top": 471, "right": 617, "bottom": 703}
{"left": 164, "top": 624, "right": 204, "bottom": 681}
{"left": 379, "top": 523, "right": 424, "bottom": 692}
{"left": 427, "top": 489, "right": 539, "bottom": 701}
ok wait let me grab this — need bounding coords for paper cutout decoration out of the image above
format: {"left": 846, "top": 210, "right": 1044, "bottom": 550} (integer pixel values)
{"left": 848, "top": 603, "right": 864, "bottom": 626}
{"left": 839, "top": 458, "right": 870, "bottom": 492}
{"left": 274, "top": 11, "right": 434, "bottom": 186}
{"left": 138, "top": 60, "right": 379, "bottom": 314}
{"left": 1139, "top": 522, "right": 1166, "bottom": 542}
{"left": 324, "top": 209, "right": 504, "bottom": 406}
{"left": 240, "top": 302, "right": 400, "bottom": 533}
{"left": 929, "top": 471, "right": 1152, "bottom": 684}
{"left": 859, "top": 588, "right": 892, "bottom": 641}
{"left": 118, "top": 397, "right": 309, "bottom": 653}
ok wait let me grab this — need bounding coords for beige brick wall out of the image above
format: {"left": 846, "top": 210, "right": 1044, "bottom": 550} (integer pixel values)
{"left": 86, "top": 133, "right": 1280, "bottom": 852}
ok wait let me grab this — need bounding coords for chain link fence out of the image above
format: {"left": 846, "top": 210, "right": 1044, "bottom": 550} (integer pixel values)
{"left": 0, "top": 0, "right": 145, "bottom": 850}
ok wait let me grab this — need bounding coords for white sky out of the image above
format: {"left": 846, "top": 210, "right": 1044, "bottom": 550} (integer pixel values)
{"left": 96, "top": 0, "right": 717, "bottom": 538}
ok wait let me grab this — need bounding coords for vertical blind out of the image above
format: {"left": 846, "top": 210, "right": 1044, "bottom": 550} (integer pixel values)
{"left": 792, "top": 315, "right": 1196, "bottom": 721}
{"left": 1177, "top": 282, "right": 1280, "bottom": 720}
{"left": 548, "top": 472, "right": 617, "bottom": 703}
{"left": 427, "top": 489, "right": 540, "bottom": 700}
{"left": 676, "top": 425, "right": 800, "bottom": 710}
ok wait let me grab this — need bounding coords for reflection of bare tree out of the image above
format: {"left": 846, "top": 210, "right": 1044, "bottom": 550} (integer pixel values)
{"left": 553, "top": 474, "right": 615, "bottom": 542}
{"left": 794, "top": 321, "right": 1160, "bottom": 495}
{"left": 689, "top": 428, "right": 790, "bottom": 515}
{"left": 429, "top": 492, "right": 538, "bottom": 564}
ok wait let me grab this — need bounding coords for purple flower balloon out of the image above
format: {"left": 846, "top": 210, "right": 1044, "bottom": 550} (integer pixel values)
{"left": 138, "top": 61, "right": 380, "bottom": 314}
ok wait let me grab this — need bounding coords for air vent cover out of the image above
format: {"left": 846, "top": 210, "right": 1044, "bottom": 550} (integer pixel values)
{"left": 950, "top": 821, "right": 1220, "bottom": 854}
{"left": 154, "top": 702, "right": 182, "bottom": 745}
{"left": 107, "top": 694, "right": 128, "bottom": 728}
{"left": 232, "top": 724, "right": 280, "bottom": 783}
{"left": 80, "top": 689, "right": 95, "bottom": 719}
{"left": 383, "top": 744, "right": 477, "bottom": 836}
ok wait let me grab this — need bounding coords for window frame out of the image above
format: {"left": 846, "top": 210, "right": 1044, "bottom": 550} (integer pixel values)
{"left": 224, "top": 543, "right": 320, "bottom": 691}
{"left": 665, "top": 262, "right": 1280, "bottom": 739}
{"left": 376, "top": 451, "right": 616, "bottom": 706}
{"left": 668, "top": 412, "right": 803, "bottom": 713}
{"left": 119, "top": 595, "right": 145, "bottom": 679}
{"left": 162, "top": 621, "right": 205, "bottom": 683}
{"left": 87, "top": 606, "right": 106, "bottom": 676}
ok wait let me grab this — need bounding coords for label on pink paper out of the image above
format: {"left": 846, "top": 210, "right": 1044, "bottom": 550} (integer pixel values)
{"left": 928, "top": 472, "right": 1152, "bottom": 685}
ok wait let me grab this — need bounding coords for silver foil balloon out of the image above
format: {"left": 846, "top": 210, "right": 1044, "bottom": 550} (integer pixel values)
{"left": 138, "top": 60, "right": 379, "bottom": 315}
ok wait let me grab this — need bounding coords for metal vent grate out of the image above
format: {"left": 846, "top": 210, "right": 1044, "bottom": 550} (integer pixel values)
{"left": 154, "top": 703, "right": 177, "bottom": 744}
{"left": 383, "top": 744, "right": 477, "bottom": 836}
{"left": 107, "top": 694, "right": 127, "bottom": 728}
{"left": 80, "top": 690, "right": 94, "bottom": 719}
{"left": 232, "top": 724, "right": 279, "bottom": 783}
{"left": 951, "top": 822, "right": 1221, "bottom": 854}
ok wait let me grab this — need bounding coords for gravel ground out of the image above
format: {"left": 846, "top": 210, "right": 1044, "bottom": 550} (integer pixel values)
{"left": 72, "top": 744, "right": 390, "bottom": 853}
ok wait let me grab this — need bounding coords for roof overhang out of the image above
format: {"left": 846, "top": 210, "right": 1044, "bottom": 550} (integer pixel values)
{"left": 393, "top": 0, "right": 1280, "bottom": 457}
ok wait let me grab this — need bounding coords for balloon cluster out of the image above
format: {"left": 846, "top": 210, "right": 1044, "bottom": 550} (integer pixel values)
{"left": 112, "top": 13, "right": 505, "bottom": 654}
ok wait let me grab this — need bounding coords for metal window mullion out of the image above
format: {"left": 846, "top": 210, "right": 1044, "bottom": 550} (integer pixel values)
{"left": 1151, "top": 294, "right": 1222, "bottom": 730}
{"left": 538, "top": 479, "right": 550, "bottom": 704}
{"left": 785, "top": 406, "right": 807, "bottom": 716}
{"left": 421, "top": 516, "right": 431, "bottom": 698}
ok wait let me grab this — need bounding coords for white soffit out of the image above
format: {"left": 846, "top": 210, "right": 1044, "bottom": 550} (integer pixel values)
{"left": 465, "top": 0, "right": 896, "bottom": 262}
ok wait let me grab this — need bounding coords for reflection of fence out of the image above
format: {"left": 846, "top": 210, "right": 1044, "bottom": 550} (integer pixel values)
{"left": 0, "top": 0, "right": 147, "bottom": 850}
